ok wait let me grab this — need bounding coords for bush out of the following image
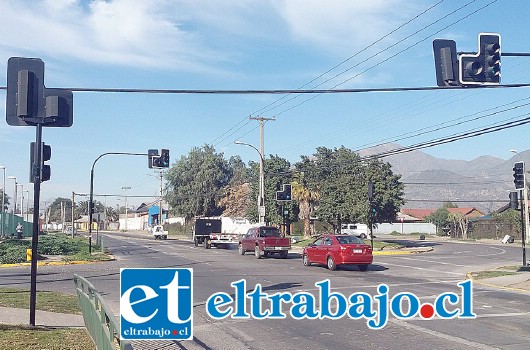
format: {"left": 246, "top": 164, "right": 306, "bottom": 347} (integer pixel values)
{"left": 0, "top": 242, "right": 31, "bottom": 264}
{"left": 37, "top": 234, "right": 83, "bottom": 255}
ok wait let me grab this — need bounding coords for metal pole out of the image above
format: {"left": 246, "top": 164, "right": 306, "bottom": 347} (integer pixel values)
{"left": 122, "top": 186, "right": 131, "bottom": 231}
{"left": 18, "top": 184, "right": 23, "bottom": 221}
{"left": 29, "top": 124, "right": 43, "bottom": 326}
{"left": 524, "top": 177, "right": 530, "bottom": 245}
{"left": 519, "top": 190, "right": 527, "bottom": 266}
{"left": 159, "top": 172, "right": 163, "bottom": 225}
{"left": 88, "top": 152, "right": 148, "bottom": 252}
{"left": 1, "top": 166, "right": 5, "bottom": 237}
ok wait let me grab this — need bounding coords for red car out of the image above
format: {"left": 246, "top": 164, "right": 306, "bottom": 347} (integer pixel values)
{"left": 302, "top": 234, "right": 372, "bottom": 271}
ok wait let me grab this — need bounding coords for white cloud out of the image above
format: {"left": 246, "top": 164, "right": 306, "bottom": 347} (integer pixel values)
{"left": 271, "top": 0, "right": 419, "bottom": 52}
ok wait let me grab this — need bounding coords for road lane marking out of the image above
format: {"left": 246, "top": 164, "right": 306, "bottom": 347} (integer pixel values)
{"left": 395, "top": 256, "right": 467, "bottom": 267}
{"left": 382, "top": 262, "right": 464, "bottom": 276}
{"left": 390, "top": 319, "right": 501, "bottom": 350}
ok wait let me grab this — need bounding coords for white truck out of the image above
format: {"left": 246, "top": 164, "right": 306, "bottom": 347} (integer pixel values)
{"left": 149, "top": 225, "right": 168, "bottom": 240}
{"left": 340, "top": 223, "right": 369, "bottom": 239}
{"left": 193, "top": 217, "right": 239, "bottom": 249}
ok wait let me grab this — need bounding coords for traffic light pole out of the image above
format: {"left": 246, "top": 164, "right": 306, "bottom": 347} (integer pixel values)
{"left": 520, "top": 189, "right": 527, "bottom": 267}
{"left": 88, "top": 152, "right": 148, "bottom": 253}
{"left": 29, "top": 123, "right": 43, "bottom": 326}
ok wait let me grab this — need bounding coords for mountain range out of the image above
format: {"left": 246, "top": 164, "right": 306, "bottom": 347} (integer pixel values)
{"left": 360, "top": 144, "right": 530, "bottom": 213}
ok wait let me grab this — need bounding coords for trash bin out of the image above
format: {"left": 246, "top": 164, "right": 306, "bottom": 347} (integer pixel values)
{"left": 26, "top": 249, "right": 32, "bottom": 262}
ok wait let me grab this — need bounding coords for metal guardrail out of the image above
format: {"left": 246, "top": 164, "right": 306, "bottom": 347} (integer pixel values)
{"left": 73, "top": 274, "right": 130, "bottom": 350}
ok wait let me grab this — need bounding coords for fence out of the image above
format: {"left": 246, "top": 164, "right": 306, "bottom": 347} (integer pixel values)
{"left": 0, "top": 213, "right": 32, "bottom": 238}
{"left": 73, "top": 274, "right": 130, "bottom": 350}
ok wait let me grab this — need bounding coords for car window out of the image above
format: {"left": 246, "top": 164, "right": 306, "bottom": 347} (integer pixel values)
{"left": 323, "top": 237, "right": 333, "bottom": 246}
{"left": 336, "top": 235, "right": 363, "bottom": 244}
{"left": 312, "top": 238, "right": 323, "bottom": 246}
{"left": 259, "top": 228, "right": 281, "bottom": 237}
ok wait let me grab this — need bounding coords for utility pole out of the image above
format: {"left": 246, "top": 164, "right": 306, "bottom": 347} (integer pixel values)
{"left": 249, "top": 116, "right": 275, "bottom": 225}
{"left": 158, "top": 171, "right": 163, "bottom": 225}
{"left": 71, "top": 192, "right": 75, "bottom": 238}
{"left": 122, "top": 186, "right": 131, "bottom": 231}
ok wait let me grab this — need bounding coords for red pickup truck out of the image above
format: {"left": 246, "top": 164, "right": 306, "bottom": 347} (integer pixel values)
{"left": 238, "top": 226, "right": 291, "bottom": 259}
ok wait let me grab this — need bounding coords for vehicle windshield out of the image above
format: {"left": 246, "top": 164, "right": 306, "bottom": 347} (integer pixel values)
{"left": 336, "top": 235, "right": 364, "bottom": 244}
{"left": 259, "top": 228, "right": 281, "bottom": 237}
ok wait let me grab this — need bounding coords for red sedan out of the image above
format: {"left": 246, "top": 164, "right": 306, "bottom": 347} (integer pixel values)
{"left": 302, "top": 234, "right": 372, "bottom": 271}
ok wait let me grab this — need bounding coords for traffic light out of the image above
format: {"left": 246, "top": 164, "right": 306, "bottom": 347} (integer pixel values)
{"left": 513, "top": 161, "right": 525, "bottom": 190}
{"left": 160, "top": 149, "right": 170, "bottom": 168}
{"left": 148, "top": 149, "right": 159, "bottom": 169}
{"left": 6, "top": 58, "right": 45, "bottom": 126}
{"left": 44, "top": 88, "right": 74, "bottom": 127}
{"left": 276, "top": 184, "right": 292, "bottom": 201}
{"left": 459, "top": 33, "right": 501, "bottom": 85}
{"left": 433, "top": 39, "right": 459, "bottom": 87}
{"left": 509, "top": 191, "right": 519, "bottom": 210}
{"left": 29, "top": 142, "right": 51, "bottom": 183}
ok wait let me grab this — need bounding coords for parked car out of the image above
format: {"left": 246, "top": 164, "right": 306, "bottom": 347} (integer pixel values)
{"left": 239, "top": 226, "right": 291, "bottom": 259}
{"left": 302, "top": 234, "right": 372, "bottom": 271}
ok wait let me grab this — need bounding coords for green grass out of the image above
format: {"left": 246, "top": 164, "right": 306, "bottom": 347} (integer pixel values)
{"left": 0, "top": 325, "right": 95, "bottom": 350}
{"left": 0, "top": 288, "right": 81, "bottom": 314}
{"left": 470, "top": 270, "right": 518, "bottom": 280}
{"left": 0, "top": 233, "right": 111, "bottom": 264}
{"left": 0, "top": 288, "right": 94, "bottom": 350}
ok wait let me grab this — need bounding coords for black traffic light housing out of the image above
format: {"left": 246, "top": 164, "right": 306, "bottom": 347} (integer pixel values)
{"left": 509, "top": 191, "right": 519, "bottom": 210}
{"left": 30, "top": 142, "right": 51, "bottom": 183}
{"left": 459, "top": 33, "right": 501, "bottom": 86}
{"left": 6, "top": 57, "right": 74, "bottom": 127}
{"left": 513, "top": 161, "right": 525, "bottom": 190}
{"left": 148, "top": 149, "right": 170, "bottom": 169}
{"left": 160, "top": 149, "right": 170, "bottom": 167}
{"left": 148, "top": 149, "right": 159, "bottom": 169}
{"left": 433, "top": 39, "right": 459, "bottom": 87}
{"left": 276, "top": 184, "right": 292, "bottom": 201}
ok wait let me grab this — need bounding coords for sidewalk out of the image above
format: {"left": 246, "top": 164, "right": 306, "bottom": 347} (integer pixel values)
{"left": 0, "top": 306, "right": 85, "bottom": 328}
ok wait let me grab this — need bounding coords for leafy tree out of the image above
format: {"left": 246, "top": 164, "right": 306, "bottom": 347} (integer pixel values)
{"left": 165, "top": 145, "right": 231, "bottom": 219}
{"left": 246, "top": 155, "right": 298, "bottom": 225}
{"left": 296, "top": 146, "right": 404, "bottom": 230}
{"left": 449, "top": 211, "right": 469, "bottom": 239}
{"left": 492, "top": 209, "right": 521, "bottom": 234}
{"left": 218, "top": 156, "right": 250, "bottom": 217}
{"left": 425, "top": 208, "right": 450, "bottom": 234}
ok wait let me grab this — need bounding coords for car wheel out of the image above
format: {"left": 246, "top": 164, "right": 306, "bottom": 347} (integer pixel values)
{"left": 238, "top": 244, "right": 245, "bottom": 255}
{"left": 327, "top": 256, "right": 336, "bottom": 271}
{"left": 163, "top": 236, "right": 167, "bottom": 240}
{"left": 358, "top": 265, "right": 369, "bottom": 271}
{"left": 194, "top": 239, "right": 199, "bottom": 247}
{"left": 280, "top": 251, "right": 288, "bottom": 259}
{"left": 254, "top": 245, "right": 262, "bottom": 259}
{"left": 360, "top": 233, "right": 367, "bottom": 239}
{"left": 302, "top": 254, "right": 310, "bottom": 266}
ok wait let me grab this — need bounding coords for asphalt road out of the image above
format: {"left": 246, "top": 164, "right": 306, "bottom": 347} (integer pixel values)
{"left": 1, "top": 233, "right": 529, "bottom": 350}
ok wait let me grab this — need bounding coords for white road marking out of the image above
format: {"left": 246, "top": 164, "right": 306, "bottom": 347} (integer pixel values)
{"left": 382, "top": 262, "right": 464, "bottom": 276}
{"left": 395, "top": 256, "right": 467, "bottom": 267}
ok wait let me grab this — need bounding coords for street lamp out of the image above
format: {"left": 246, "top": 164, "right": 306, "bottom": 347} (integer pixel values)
{"left": 24, "top": 190, "right": 29, "bottom": 222}
{"left": 0, "top": 166, "right": 5, "bottom": 237}
{"left": 235, "top": 141, "right": 265, "bottom": 225}
{"left": 16, "top": 184, "right": 23, "bottom": 220}
{"left": 122, "top": 186, "right": 131, "bottom": 231}
{"left": 510, "top": 149, "right": 530, "bottom": 245}
{"left": 7, "top": 176, "right": 17, "bottom": 215}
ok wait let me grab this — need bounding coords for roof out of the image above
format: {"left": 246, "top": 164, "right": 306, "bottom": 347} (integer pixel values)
{"left": 400, "top": 207, "right": 484, "bottom": 220}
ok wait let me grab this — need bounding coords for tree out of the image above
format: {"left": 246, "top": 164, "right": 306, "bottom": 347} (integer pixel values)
{"left": 291, "top": 170, "right": 319, "bottom": 238}
{"left": 218, "top": 156, "right": 250, "bottom": 217}
{"left": 425, "top": 208, "right": 450, "bottom": 235}
{"left": 246, "top": 155, "right": 297, "bottom": 225}
{"left": 166, "top": 145, "right": 231, "bottom": 219}
{"left": 449, "top": 211, "right": 469, "bottom": 239}
{"left": 297, "top": 146, "right": 404, "bottom": 231}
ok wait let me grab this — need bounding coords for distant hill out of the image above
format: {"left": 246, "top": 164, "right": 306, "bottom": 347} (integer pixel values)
{"left": 360, "top": 144, "right": 530, "bottom": 213}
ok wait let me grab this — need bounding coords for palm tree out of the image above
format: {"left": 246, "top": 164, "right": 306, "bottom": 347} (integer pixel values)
{"left": 291, "top": 171, "right": 319, "bottom": 238}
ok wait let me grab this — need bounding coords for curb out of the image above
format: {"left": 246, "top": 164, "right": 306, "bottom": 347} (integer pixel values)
{"left": 466, "top": 272, "right": 530, "bottom": 294}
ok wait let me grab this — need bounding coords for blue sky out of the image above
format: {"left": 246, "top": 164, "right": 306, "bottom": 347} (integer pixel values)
{"left": 1, "top": 0, "right": 530, "bottom": 211}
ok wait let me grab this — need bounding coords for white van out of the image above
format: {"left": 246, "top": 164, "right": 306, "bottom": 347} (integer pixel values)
{"left": 340, "top": 223, "right": 369, "bottom": 238}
